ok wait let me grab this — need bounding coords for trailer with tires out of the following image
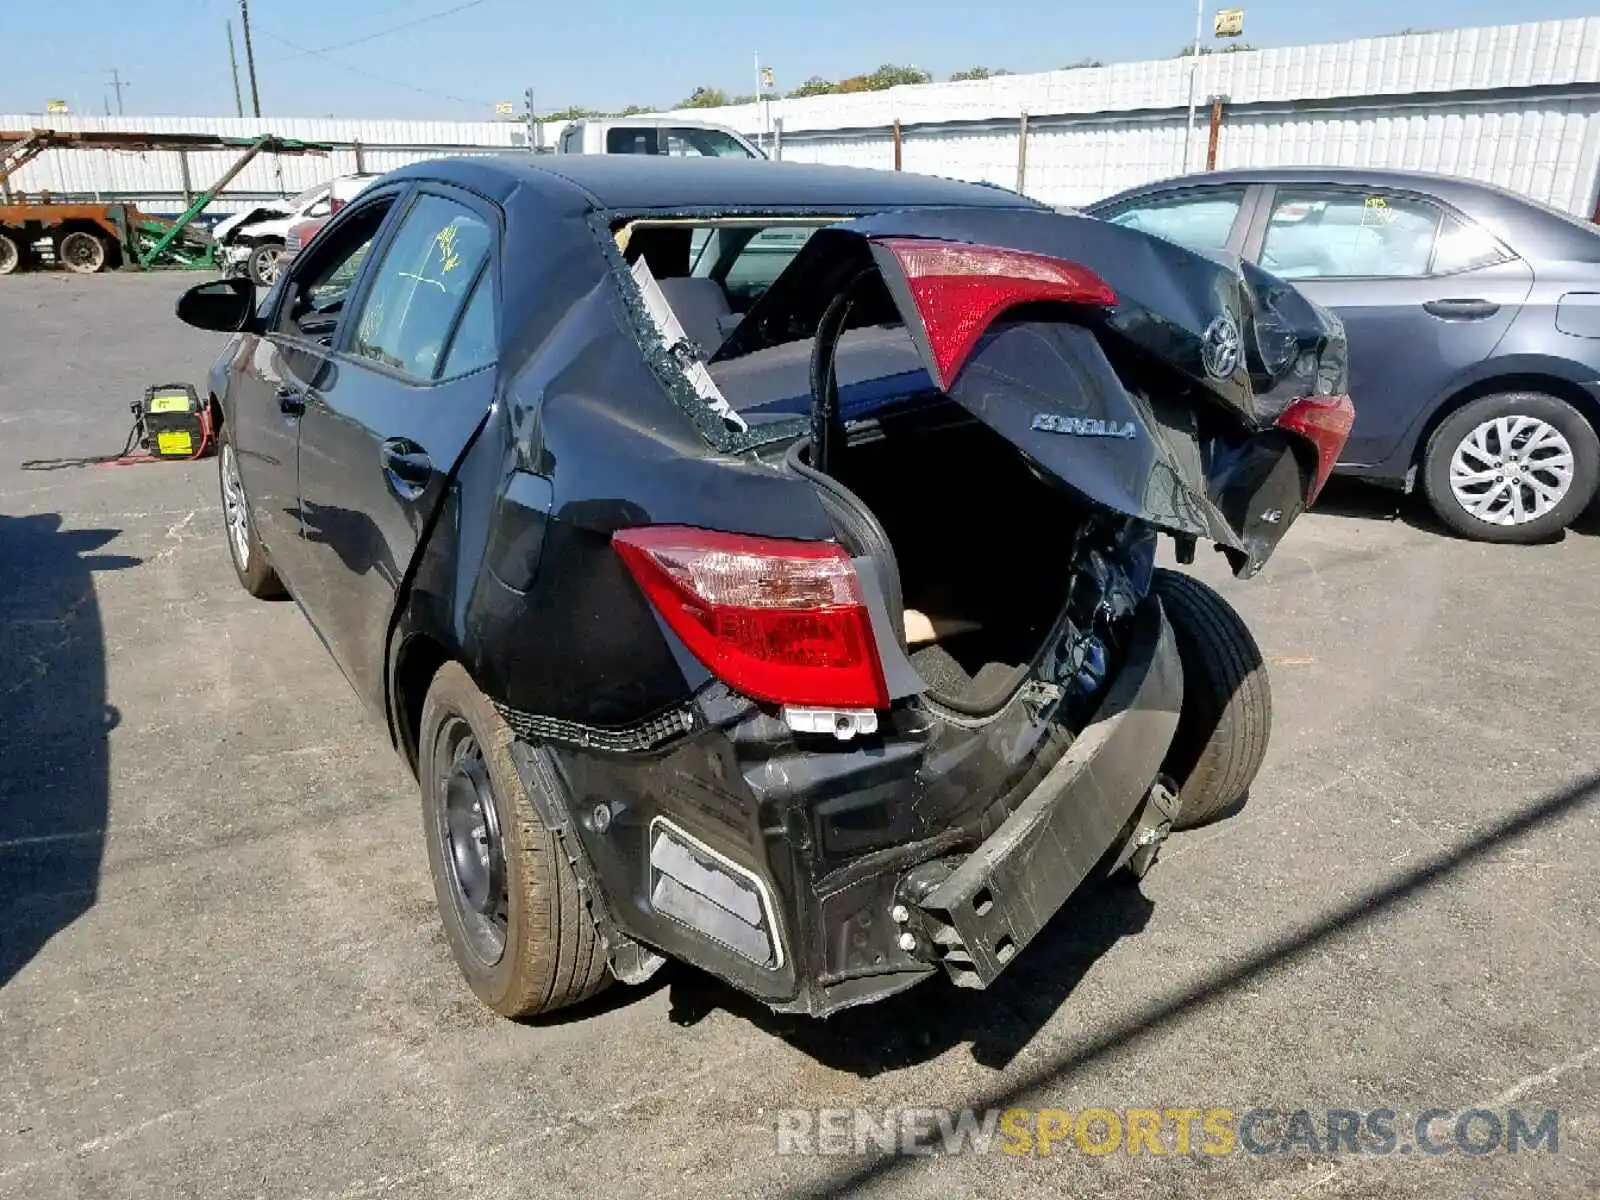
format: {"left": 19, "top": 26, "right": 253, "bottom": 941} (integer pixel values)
{"left": 0, "top": 128, "right": 330, "bottom": 275}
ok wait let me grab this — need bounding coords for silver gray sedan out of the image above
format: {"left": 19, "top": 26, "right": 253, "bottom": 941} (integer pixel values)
{"left": 1088, "top": 166, "right": 1600, "bottom": 542}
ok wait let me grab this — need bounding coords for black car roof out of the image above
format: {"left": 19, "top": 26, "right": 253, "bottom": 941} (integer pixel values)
{"left": 390, "top": 154, "right": 1043, "bottom": 216}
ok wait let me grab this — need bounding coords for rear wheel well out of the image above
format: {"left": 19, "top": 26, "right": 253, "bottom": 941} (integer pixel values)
{"left": 1413, "top": 374, "right": 1600, "bottom": 466}
{"left": 393, "top": 633, "right": 452, "bottom": 773}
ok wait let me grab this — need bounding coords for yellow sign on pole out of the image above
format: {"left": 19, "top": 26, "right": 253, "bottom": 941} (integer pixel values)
{"left": 760, "top": 66, "right": 775, "bottom": 90}
{"left": 46, "top": 99, "right": 69, "bottom": 113}
{"left": 495, "top": 101, "right": 515, "bottom": 116}
{"left": 1214, "top": 7, "right": 1244, "bottom": 37}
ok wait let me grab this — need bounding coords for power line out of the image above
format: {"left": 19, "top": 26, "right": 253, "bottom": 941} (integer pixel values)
{"left": 305, "top": 0, "right": 488, "bottom": 56}
{"left": 255, "top": 29, "right": 494, "bottom": 110}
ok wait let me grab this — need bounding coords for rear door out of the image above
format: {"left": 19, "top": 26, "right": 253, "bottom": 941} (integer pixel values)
{"left": 1242, "top": 185, "right": 1534, "bottom": 467}
{"left": 292, "top": 185, "right": 500, "bottom": 710}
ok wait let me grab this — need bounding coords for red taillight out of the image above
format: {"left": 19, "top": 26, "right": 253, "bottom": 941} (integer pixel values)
{"left": 329, "top": 197, "right": 347, "bottom": 214}
{"left": 873, "top": 237, "right": 1117, "bottom": 390}
{"left": 613, "top": 526, "right": 889, "bottom": 710}
{"left": 1276, "top": 393, "right": 1355, "bottom": 504}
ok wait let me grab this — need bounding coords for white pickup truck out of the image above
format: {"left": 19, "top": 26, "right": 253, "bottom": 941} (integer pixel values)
{"left": 552, "top": 118, "right": 763, "bottom": 159}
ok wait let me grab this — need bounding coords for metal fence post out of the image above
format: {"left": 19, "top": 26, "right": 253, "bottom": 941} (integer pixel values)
{"left": 1205, "top": 95, "right": 1226, "bottom": 171}
{"left": 1016, "top": 110, "right": 1030, "bottom": 194}
{"left": 773, "top": 117, "right": 783, "bottom": 161}
{"left": 892, "top": 119, "right": 902, "bottom": 171}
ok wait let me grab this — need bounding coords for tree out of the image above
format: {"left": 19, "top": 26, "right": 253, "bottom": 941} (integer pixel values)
{"left": 543, "top": 105, "right": 600, "bottom": 122}
{"left": 676, "top": 86, "right": 730, "bottom": 109}
{"left": 864, "top": 63, "right": 932, "bottom": 89}
{"left": 1061, "top": 56, "right": 1104, "bottom": 69}
{"left": 729, "top": 93, "right": 757, "bottom": 105}
{"left": 950, "top": 66, "right": 998, "bottom": 81}
{"left": 788, "top": 75, "right": 837, "bottom": 98}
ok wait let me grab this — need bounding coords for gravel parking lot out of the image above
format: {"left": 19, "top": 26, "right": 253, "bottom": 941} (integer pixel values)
{"left": 1, "top": 272, "right": 1597, "bottom": 1199}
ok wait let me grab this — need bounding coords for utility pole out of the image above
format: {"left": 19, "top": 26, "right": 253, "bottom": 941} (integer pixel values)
{"left": 525, "top": 87, "right": 538, "bottom": 152}
{"left": 1181, "top": 0, "right": 1203, "bottom": 173}
{"left": 239, "top": 0, "right": 262, "bottom": 117}
{"left": 106, "top": 69, "right": 128, "bottom": 116}
{"left": 226, "top": 21, "right": 245, "bottom": 118}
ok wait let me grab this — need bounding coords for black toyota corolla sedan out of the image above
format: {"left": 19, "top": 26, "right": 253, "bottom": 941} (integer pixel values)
{"left": 177, "top": 156, "right": 1351, "bottom": 1019}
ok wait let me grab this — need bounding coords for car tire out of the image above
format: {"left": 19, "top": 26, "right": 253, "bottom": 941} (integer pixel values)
{"left": 0, "top": 231, "right": 20, "bottom": 275}
{"left": 217, "top": 425, "right": 285, "bottom": 599}
{"left": 1421, "top": 391, "right": 1600, "bottom": 543}
{"left": 1153, "top": 569, "right": 1271, "bottom": 831}
{"left": 419, "top": 662, "right": 611, "bottom": 1019}
{"left": 246, "top": 241, "right": 284, "bottom": 287}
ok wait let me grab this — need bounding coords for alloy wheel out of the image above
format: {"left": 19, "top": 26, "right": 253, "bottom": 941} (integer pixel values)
{"left": 251, "top": 245, "right": 281, "bottom": 286}
{"left": 1448, "top": 415, "right": 1575, "bottom": 527}
{"left": 220, "top": 442, "right": 252, "bottom": 568}
{"left": 434, "top": 718, "right": 509, "bottom": 967}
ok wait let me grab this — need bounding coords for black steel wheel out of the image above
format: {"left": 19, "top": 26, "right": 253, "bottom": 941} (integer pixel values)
{"left": 433, "top": 717, "right": 510, "bottom": 968}
{"left": 58, "top": 231, "right": 106, "bottom": 274}
{"left": 418, "top": 662, "right": 611, "bottom": 1018}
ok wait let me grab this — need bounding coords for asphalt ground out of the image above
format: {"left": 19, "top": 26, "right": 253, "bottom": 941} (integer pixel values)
{"left": 1, "top": 271, "right": 1596, "bottom": 1199}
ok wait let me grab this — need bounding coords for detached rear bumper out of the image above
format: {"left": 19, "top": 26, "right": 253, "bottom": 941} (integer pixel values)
{"left": 904, "top": 601, "right": 1182, "bottom": 990}
{"left": 518, "top": 598, "right": 1183, "bottom": 1017}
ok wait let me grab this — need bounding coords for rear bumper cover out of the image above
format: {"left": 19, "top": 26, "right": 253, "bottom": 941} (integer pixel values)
{"left": 515, "top": 598, "right": 1183, "bottom": 1017}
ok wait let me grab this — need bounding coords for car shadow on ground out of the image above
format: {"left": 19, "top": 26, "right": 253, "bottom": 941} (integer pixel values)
{"left": 1312, "top": 477, "right": 1600, "bottom": 543}
{"left": 780, "top": 769, "right": 1600, "bottom": 1198}
{"left": 664, "top": 877, "right": 1155, "bottom": 1075}
{"left": 0, "top": 513, "right": 138, "bottom": 989}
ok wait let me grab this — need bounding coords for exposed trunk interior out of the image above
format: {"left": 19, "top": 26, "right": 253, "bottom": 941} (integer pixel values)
{"left": 817, "top": 401, "right": 1089, "bottom": 710}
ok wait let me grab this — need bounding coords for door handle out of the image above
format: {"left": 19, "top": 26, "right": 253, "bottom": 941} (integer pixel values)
{"left": 380, "top": 438, "right": 433, "bottom": 500}
{"left": 1423, "top": 298, "right": 1500, "bottom": 320}
{"left": 276, "top": 386, "right": 305, "bottom": 416}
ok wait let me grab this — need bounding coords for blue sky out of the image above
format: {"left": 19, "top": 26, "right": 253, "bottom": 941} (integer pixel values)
{"left": 2, "top": 0, "right": 1596, "bottom": 120}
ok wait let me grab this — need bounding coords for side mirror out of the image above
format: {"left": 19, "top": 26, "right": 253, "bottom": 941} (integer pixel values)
{"left": 175, "top": 277, "right": 257, "bottom": 333}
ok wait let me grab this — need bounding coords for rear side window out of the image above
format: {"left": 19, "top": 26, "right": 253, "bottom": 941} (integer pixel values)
{"left": 1104, "top": 188, "right": 1246, "bottom": 255}
{"left": 1431, "top": 215, "right": 1515, "bottom": 275}
{"left": 1260, "top": 191, "right": 1440, "bottom": 279}
{"left": 606, "top": 127, "right": 657, "bottom": 154}
{"left": 439, "top": 272, "right": 497, "bottom": 378}
{"left": 348, "top": 194, "right": 492, "bottom": 379}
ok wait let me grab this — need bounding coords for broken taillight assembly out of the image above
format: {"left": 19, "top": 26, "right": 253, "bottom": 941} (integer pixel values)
{"left": 1275, "top": 393, "right": 1356, "bottom": 504}
{"left": 872, "top": 238, "right": 1118, "bottom": 390}
{"left": 613, "top": 526, "right": 890, "bottom": 710}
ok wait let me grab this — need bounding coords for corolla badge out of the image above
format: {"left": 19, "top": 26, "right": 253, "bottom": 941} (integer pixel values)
{"left": 1031, "top": 413, "right": 1138, "bottom": 439}
{"left": 1201, "top": 313, "right": 1242, "bottom": 379}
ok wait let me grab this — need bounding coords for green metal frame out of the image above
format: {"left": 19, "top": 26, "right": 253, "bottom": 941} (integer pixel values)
{"left": 136, "top": 134, "right": 331, "bottom": 268}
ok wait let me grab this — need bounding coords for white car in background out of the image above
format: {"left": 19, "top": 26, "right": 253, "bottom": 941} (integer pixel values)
{"left": 215, "top": 174, "right": 378, "bottom": 286}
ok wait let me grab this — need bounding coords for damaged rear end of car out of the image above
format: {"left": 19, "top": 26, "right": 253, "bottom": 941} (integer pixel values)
{"left": 481, "top": 203, "right": 1351, "bottom": 1017}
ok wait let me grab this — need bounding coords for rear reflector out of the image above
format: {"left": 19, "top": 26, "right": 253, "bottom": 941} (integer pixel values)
{"left": 613, "top": 526, "right": 890, "bottom": 710}
{"left": 329, "top": 197, "right": 347, "bottom": 214}
{"left": 1275, "top": 394, "right": 1356, "bottom": 504}
{"left": 874, "top": 238, "right": 1117, "bottom": 390}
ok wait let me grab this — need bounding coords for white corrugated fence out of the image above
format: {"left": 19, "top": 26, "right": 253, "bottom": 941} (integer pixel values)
{"left": 4, "top": 18, "right": 1600, "bottom": 217}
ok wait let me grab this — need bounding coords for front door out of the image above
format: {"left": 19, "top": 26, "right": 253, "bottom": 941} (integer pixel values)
{"left": 1248, "top": 186, "right": 1534, "bottom": 467}
{"left": 293, "top": 187, "right": 500, "bottom": 711}
{"left": 236, "top": 192, "right": 405, "bottom": 591}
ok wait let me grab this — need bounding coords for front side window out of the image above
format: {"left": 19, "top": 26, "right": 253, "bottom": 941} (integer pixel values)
{"left": 1260, "top": 191, "right": 1441, "bottom": 279}
{"left": 275, "top": 199, "right": 393, "bottom": 341}
{"left": 348, "top": 194, "right": 493, "bottom": 379}
{"left": 1103, "top": 188, "right": 1246, "bottom": 256}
